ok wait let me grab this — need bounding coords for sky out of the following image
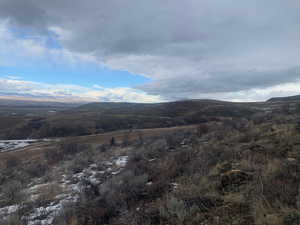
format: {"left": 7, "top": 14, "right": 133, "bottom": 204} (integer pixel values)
{"left": 0, "top": 0, "right": 300, "bottom": 103}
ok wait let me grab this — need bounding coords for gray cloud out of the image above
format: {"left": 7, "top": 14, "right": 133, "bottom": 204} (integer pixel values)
{"left": 0, "top": 0, "right": 300, "bottom": 100}
{"left": 0, "top": 0, "right": 49, "bottom": 30}
{"left": 139, "top": 67, "right": 300, "bottom": 99}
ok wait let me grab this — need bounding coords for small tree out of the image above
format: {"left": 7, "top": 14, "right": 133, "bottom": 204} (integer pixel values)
{"left": 196, "top": 124, "right": 209, "bottom": 137}
{"left": 296, "top": 103, "right": 300, "bottom": 114}
{"left": 122, "top": 132, "right": 130, "bottom": 147}
{"left": 110, "top": 137, "right": 116, "bottom": 146}
{"left": 295, "top": 120, "right": 300, "bottom": 133}
{"left": 137, "top": 131, "right": 144, "bottom": 145}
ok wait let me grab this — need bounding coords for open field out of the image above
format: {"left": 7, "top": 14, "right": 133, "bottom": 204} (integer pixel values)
{"left": 0, "top": 124, "right": 198, "bottom": 169}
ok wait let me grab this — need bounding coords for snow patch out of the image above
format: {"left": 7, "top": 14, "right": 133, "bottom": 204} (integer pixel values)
{"left": 0, "top": 205, "right": 19, "bottom": 216}
{"left": 115, "top": 156, "right": 129, "bottom": 167}
{"left": 0, "top": 139, "right": 52, "bottom": 152}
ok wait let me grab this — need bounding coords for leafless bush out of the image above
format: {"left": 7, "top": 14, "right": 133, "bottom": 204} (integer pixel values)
{"left": 36, "top": 182, "right": 62, "bottom": 203}
{"left": 53, "top": 203, "right": 77, "bottom": 225}
{"left": 160, "top": 195, "right": 202, "bottom": 225}
{"left": 196, "top": 124, "right": 210, "bottom": 137}
{"left": 0, "top": 213, "right": 26, "bottom": 225}
{"left": 45, "top": 142, "right": 91, "bottom": 164}
{"left": 24, "top": 163, "right": 48, "bottom": 178}
{"left": 1, "top": 181, "right": 25, "bottom": 205}
{"left": 164, "top": 131, "right": 185, "bottom": 149}
{"left": 65, "top": 153, "right": 92, "bottom": 174}
{"left": 122, "top": 131, "right": 130, "bottom": 147}
{"left": 5, "top": 156, "right": 21, "bottom": 169}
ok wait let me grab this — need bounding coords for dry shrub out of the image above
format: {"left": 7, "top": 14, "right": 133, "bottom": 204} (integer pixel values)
{"left": 196, "top": 124, "right": 210, "bottom": 137}
{"left": 24, "top": 163, "right": 49, "bottom": 178}
{"left": 252, "top": 199, "right": 282, "bottom": 225}
{"left": 239, "top": 159, "right": 256, "bottom": 172}
{"left": 264, "top": 159, "right": 283, "bottom": 177}
{"left": 5, "top": 156, "right": 21, "bottom": 169}
{"left": 36, "top": 182, "right": 62, "bottom": 202}
{"left": 1, "top": 180, "right": 26, "bottom": 205}
{"left": 259, "top": 159, "right": 299, "bottom": 207}
{"left": 65, "top": 153, "right": 93, "bottom": 174}
{"left": 45, "top": 142, "right": 90, "bottom": 164}
{"left": 0, "top": 213, "right": 26, "bottom": 225}
{"left": 53, "top": 204, "right": 78, "bottom": 225}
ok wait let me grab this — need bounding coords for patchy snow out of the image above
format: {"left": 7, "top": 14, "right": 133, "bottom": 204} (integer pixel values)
{"left": 27, "top": 201, "right": 63, "bottom": 225}
{"left": 171, "top": 182, "right": 179, "bottom": 189}
{"left": 0, "top": 139, "right": 52, "bottom": 153}
{"left": 115, "top": 156, "right": 129, "bottom": 167}
{"left": 0, "top": 140, "right": 33, "bottom": 152}
{"left": 111, "top": 169, "right": 122, "bottom": 175}
{"left": 28, "top": 183, "right": 50, "bottom": 193}
{"left": 0, "top": 153, "right": 131, "bottom": 224}
{"left": 0, "top": 205, "right": 19, "bottom": 216}
{"left": 0, "top": 139, "right": 37, "bottom": 142}
{"left": 104, "top": 161, "right": 113, "bottom": 166}
{"left": 26, "top": 193, "right": 79, "bottom": 225}
{"left": 89, "top": 163, "right": 97, "bottom": 169}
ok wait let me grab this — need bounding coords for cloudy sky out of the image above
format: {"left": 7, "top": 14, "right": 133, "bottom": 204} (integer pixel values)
{"left": 0, "top": 0, "right": 299, "bottom": 102}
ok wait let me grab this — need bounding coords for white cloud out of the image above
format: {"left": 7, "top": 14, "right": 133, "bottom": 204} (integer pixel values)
{"left": 1, "top": 76, "right": 299, "bottom": 103}
{"left": 0, "top": 77, "right": 163, "bottom": 103}
{"left": 0, "top": 20, "right": 98, "bottom": 67}
{"left": 4, "top": 75, "right": 23, "bottom": 80}
{"left": 0, "top": 22, "right": 162, "bottom": 103}
{"left": 189, "top": 82, "right": 300, "bottom": 102}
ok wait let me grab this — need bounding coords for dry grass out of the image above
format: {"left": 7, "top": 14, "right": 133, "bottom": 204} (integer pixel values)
{"left": 0, "top": 143, "right": 51, "bottom": 169}
{"left": 35, "top": 182, "right": 63, "bottom": 202}
{"left": 0, "top": 125, "right": 198, "bottom": 169}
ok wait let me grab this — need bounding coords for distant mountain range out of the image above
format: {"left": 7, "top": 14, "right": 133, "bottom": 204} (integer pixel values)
{"left": 0, "top": 93, "right": 300, "bottom": 107}
{"left": 1, "top": 94, "right": 300, "bottom": 139}
{"left": 0, "top": 98, "right": 82, "bottom": 107}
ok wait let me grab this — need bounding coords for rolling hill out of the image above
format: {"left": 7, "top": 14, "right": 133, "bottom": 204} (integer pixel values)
{"left": 0, "top": 99, "right": 257, "bottom": 139}
{"left": 268, "top": 95, "right": 300, "bottom": 102}
{"left": 1, "top": 95, "right": 300, "bottom": 140}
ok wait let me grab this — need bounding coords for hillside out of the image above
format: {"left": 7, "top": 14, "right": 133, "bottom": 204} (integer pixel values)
{"left": 268, "top": 95, "right": 300, "bottom": 102}
{"left": 1, "top": 102, "right": 300, "bottom": 225}
{"left": 0, "top": 100, "right": 82, "bottom": 140}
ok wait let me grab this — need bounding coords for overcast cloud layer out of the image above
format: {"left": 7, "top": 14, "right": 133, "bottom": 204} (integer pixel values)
{"left": 0, "top": 0, "right": 300, "bottom": 101}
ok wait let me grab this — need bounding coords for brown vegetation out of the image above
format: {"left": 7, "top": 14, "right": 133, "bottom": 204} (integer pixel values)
{"left": 2, "top": 99, "right": 300, "bottom": 225}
